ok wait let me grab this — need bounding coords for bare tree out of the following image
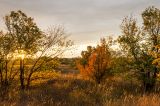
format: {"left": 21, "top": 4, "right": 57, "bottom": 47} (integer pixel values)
{"left": 26, "top": 26, "right": 73, "bottom": 88}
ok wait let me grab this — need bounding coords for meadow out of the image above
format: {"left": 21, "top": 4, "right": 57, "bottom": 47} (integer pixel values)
{"left": 0, "top": 5, "right": 160, "bottom": 106}
{"left": 0, "top": 65, "right": 160, "bottom": 106}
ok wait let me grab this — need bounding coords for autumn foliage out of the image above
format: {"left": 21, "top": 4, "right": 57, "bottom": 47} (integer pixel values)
{"left": 77, "top": 38, "right": 113, "bottom": 83}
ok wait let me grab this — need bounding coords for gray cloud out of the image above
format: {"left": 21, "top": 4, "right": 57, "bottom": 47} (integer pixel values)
{"left": 0, "top": 0, "right": 160, "bottom": 57}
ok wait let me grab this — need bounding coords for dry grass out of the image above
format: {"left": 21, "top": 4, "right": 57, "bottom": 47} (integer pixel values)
{"left": 0, "top": 73, "right": 160, "bottom": 106}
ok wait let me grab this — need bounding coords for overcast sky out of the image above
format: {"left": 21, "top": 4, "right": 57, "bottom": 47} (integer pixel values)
{"left": 0, "top": 0, "right": 160, "bottom": 57}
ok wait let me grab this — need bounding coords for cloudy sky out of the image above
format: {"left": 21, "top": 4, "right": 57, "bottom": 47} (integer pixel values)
{"left": 0, "top": 0, "right": 160, "bottom": 57}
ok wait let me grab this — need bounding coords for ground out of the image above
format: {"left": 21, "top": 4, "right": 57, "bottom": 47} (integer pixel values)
{"left": 0, "top": 65, "right": 160, "bottom": 106}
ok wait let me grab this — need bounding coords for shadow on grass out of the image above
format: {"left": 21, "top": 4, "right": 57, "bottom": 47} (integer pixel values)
{"left": 25, "top": 77, "right": 99, "bottom": 106}
{"left": 0, "top": 75, "right": 160, "bottom": 106}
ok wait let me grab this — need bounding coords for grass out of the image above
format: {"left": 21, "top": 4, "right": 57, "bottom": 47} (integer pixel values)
{"left": 0, "top": 71, "right": 160, "bottom": 106}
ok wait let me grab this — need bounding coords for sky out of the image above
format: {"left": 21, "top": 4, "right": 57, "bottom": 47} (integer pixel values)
{"left": 0, "top": 0, "right": 160, "bottom": 57}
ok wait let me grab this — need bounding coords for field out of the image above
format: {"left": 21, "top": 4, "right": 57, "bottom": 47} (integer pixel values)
{"left": 0, "top": 65, "right": 160, "bottom": 106}
{"left": 0, "top": 3, "right": 160, "bottom": 106}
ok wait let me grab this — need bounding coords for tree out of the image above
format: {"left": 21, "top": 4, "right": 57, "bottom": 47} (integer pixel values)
{"left": 0, "top": 31, "right": 18, "bottom": 88}
{"left": 80, "top": 46, "right": 94, "bottom": 67}
{"left": 118, "top": 16, "right": 141, "bottom": 60}
{"left": 142, "top": 6, "right": 160, "bottom": 48}
{"left": 3, "top": 10, "right": 73, "bottom": 89}
{"left": 26, "top": 26, "right": 73, "bottom": 88}
{"left": 142, "top": 6, "right": 160, "bottom": 88}
{"left": 5, "top": 10, "right": 43, "bottom": 89}
{"left": 118, "top": 16, "right": 154, "bottom": 91}
{"left": 77, "top": 38, "right": 113, "bottom": 84}
{"left": 118, "top": 6, "right": 160, "bottom": 91}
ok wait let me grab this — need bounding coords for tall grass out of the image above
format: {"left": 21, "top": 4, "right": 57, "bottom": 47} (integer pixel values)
{"left": 0, "top": 73, "right": 160, "bottom": 106}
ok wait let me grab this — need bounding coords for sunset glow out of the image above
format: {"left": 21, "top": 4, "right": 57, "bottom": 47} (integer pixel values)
{"left": 0, "top": 0, "right": 160, "bottom": 57}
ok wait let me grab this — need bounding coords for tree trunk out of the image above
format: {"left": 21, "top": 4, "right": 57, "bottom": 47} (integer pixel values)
{"left": 0, "top": 68, "right": 3, "bottom": 87}
{"left": 144, "top": 70, "right": 156, "bottom": 92}
{"left": 20, "top": 58, "right": 25, "bottom": 90}
{"left": 26, "top": 73, "right": 32, "bottom": 89}
{"left": 4, "top": 61, "right": 8, "bottom": 86}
